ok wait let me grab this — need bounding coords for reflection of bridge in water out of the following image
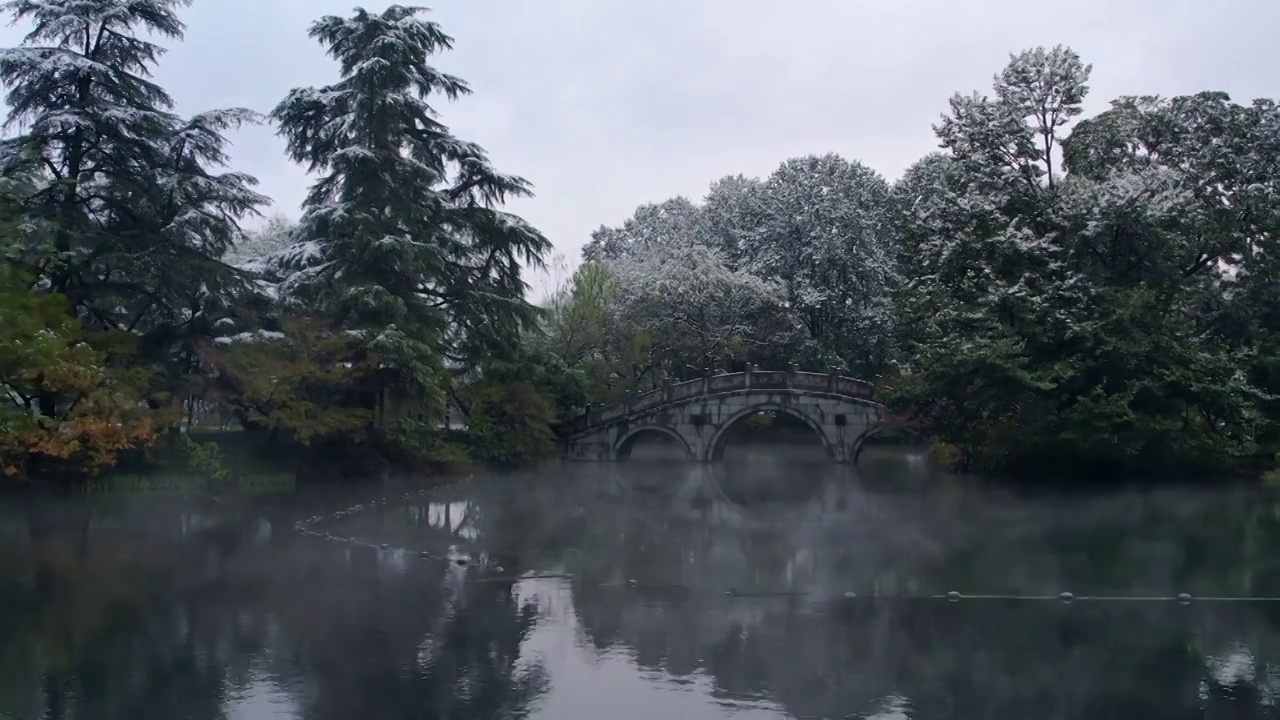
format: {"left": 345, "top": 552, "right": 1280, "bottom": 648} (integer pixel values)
{"left": 575, "top": 461, "right": 952, "bottom": 609}
{"left": 562, "top": 368, "right": 911, "bottom": 464}
{"left": 599, "top": 463, "right": 856, "bottom": 533}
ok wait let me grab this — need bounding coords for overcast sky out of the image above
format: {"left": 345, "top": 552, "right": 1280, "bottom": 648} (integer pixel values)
{"left": 3, "top": 0, "right": 1280, "bottom": 294}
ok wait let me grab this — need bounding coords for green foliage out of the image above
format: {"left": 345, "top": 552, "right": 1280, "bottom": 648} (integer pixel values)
{"left": 537, "top": 260, "right": 639, "bottom": 400}
{"left": 175, "top": 433, "right": 231, "bottom": 482}
{"left": 452, "top": 343, "right": 584, "bottom": 467}
{"left": 2, "top": 3, "right": 1275, "bottom": 483}
{"left": 196, "top": 316, "right": 373, "bottom": 446}
{"left": 476, "top": 347, "right": 588, "bottom": 425}
{"left": 541, "top": 260, "right": 616, "bottom": 369}
{"left": 925, "top": 442, "right": 964, "bottom": 472}
{"left": 462, "top": 380, "right": 558, "bottom": 468}
{"left": 418, "top": 439, "right": 475, "bottom": 475}
{"left": 887, "top": 46, "right": 1277, "bottom": 478}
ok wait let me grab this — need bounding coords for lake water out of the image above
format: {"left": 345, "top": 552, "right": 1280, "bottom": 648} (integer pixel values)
{"left": 4, "top": 445, "right": 1280, "bottom": 719}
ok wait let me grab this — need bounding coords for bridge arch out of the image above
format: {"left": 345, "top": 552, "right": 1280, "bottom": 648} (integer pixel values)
{"left": 705, "top": 404, "right": 835, "bottom": 463}
{"left": 613, "top": 425, "right": 695, "bottom": 461}
{"left": 849, "top": 420, "right": 927, "bottom": 464}
{"left": 563, "top": 369, "right": 885, "bottom": 464}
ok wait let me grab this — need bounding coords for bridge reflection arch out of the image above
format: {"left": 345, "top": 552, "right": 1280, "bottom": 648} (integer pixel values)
{"left": 603, "top": 462, "right": 847, "bottom": 532}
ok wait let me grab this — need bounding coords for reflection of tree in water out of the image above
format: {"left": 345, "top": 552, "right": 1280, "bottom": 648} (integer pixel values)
{"left": 278, "top": 547, "right": 547, "bottom": 720}
{"left": 0, "top": 496, "right": 549, "bottom": 720}
{"left": 0, "top": 499, "right": 255, "bottom": 720}
{"left": 574, "top": 593, "right": 1280, "bottom": 718}
{"left": 602, "top": 462, "right": 830, "bottom": 527}
{"left": 11, "top": 473, "right": 1280, "bottom": 719}
{"left": 362, "top": 477, "right": 1280, "bottom": 718}
{"left": 538, "top": 472, "right": 1280, "bottom": 718}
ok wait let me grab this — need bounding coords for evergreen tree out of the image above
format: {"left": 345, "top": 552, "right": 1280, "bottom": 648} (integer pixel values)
{"left": 270, "top": 5, "right": 551, "bottom": 440}
{"left": 0, "top": 0, "right": 268, "bottom": 415}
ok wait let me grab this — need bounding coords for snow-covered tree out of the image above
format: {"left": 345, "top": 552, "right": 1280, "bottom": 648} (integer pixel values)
{"left": 582, "top": 196, "right": 708, "bottom": 261}
{"left": 891, "top": 46, "right": 1104, "bottom": 469}
{"left": 0, "top": 0, "right": 267, "bottom": 307}
{"left": 747, "top": 153, "right": 897, "bottom": 373}
{"left": 225, "top": 213, "right": 296, "bottom": 270}
{"left": 890, "top": 154, "right": 955, "bottom": 251}
{"left": 887, "top": 152, "right": 958, "bottom": 360}
{"left": 1062, "top": 92, "right": 1280, "bottom": 450}
{"left": 583, "top": 157, "right": 899, "bottom": 376}
{"left": 0, "top": 0, "right": 267, "bottom": 416}
{"left": 701, "top": 174, "right": 767, "bottom": 264}
{"left": 607, "top": 243, "right": 793, "bottom": 383}
{"left": 891, "top": 46, "right": 1273, "bottom": 475}
{"left": 270, "top": 5, "right": 551, "bottom": 443}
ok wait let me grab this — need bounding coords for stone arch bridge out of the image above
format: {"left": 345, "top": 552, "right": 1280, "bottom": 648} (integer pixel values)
{"left": 561, "top": 368, "right": 893, "bottom": 463}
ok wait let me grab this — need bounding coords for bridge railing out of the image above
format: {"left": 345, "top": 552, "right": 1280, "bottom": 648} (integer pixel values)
{"left": 561, "top": 366, "right": 876, "bottom": 436}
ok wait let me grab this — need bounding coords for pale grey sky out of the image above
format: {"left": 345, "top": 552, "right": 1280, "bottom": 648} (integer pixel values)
{"left": 3, "top": 0, "right": 1280, "bottom": 295}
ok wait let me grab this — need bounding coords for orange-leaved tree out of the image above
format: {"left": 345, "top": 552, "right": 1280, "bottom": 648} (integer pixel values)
{"left": 0, "top": 268, "right": 157, "bottom": 479}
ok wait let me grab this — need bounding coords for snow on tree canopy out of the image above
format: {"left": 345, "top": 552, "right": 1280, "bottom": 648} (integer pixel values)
{"left": 585, "top": 152, "right": 899, "bottom": 371}
{"left": 583, "top": 197, "right": 709, "bottom": 261}
{"left": 603, "top": 242, "right": 794, "bottom": 374}
{"left": 0, "top": 0, "right": 268, "bottom": 340}
{"left": 890, "top": 44, "right": 1279, "bottom": 473}
{"left": 213, "top": 330, "right": 288, "bottom": 345}
{"left": 269, "top": 3, "right": 550, "bottom": 380}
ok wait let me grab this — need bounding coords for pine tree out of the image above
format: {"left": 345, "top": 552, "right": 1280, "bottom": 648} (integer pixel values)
{"left": 0, "top": 0, "right": 268, "bottom": 416}
{"left": 271, "top": 5, "right": 549, "bottom": 354}
{"left": 270, "top": 5, "right": 551, "bottom": 439}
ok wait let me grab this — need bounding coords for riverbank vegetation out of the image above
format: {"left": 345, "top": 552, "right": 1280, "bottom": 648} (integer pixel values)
{"left": 0, "top": 3, "right": 1275, "bottom": 482}
{"left": 544, "top": 48, "right": 1280, "bottom": 480}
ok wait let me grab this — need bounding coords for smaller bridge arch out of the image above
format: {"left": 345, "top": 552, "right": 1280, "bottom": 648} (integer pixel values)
{"left": 562, "top": 367, "right": 884, "bottom": 464}
{"left": 848, "top": 414, "right": 928, "bottom": 463}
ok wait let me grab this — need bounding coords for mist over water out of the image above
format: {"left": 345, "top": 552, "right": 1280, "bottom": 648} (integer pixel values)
{"left": 4, "top": 439, "right": 1280, "bottom": 719}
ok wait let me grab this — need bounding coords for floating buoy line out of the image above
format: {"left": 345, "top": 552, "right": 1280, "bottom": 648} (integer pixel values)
{"left": 291, "top": 484, "right": 1280, "bottom": 604}
{"left": 292, "top": 478, "right": 480, "bottom": 566}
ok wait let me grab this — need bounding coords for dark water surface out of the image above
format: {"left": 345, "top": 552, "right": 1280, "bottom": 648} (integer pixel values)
{"left": 5, "top": 446, "right": 1280, "bottom": 719}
